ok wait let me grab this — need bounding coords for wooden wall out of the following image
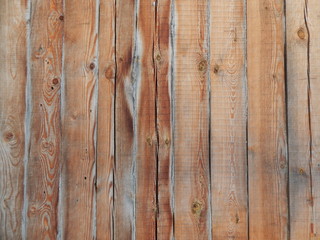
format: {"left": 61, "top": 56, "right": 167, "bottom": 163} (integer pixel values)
{"left": 0, "top": 0, "right": 319, "bottom": 239}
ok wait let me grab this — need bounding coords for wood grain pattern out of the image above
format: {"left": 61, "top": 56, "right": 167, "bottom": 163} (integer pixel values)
{"left": 96, "top": 0, "right": 115, "bottom": 239}
{"left": 173, "top": 0, "right": 211, "bottom": 239}
{"left": 210, "top": 0, "right": 248, "bottom": 238}
{"left": 26, "top": 0, "right": 63, "bottom": 238}
{"left": 247, "top": 0, "right": 288, "bottom": 239}
{"left": 114, "top": 0, "right": 136, "bottom": 238}
{"left": 135, "top": 0, "right": 157, "bottom": 239}
{"left": 0, "top": 0, "right": 27, "bottom": 239}
{"left": 288, "top": 0, "right": 320, "bottom": 239}
{"left": 61, "top": 0, "right": 98, "bottom": 238}
{"left": 155, "top": 0, "right": 173, "bottom": 239}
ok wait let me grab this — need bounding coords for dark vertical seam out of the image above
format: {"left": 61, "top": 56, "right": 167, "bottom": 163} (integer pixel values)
{"left": 304, "top": 1, "right": 314, "bottom": 237}
{"left": 153, "top": 1, "right": 160, "bottom": 239}
{"left": 283, "top": 0, "right": 290, "bottom": 238}
{"left": 244, "top": 0, "right": 249, "bottom": 239}
{"left": 113, "top": 0, "right": 117, "bottom": 239}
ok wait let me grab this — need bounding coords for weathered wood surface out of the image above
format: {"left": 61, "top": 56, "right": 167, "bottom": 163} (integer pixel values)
{"left": 96, "top": 0, "right": 115, "bottom": 239}
{"left": 248, "top": 0, "right": 288, "bottom": 239}
{"left": 0, "top": 0, "right": 27, "bottom": 239}
{"left": 26, "top": 0, "right": 63, "bottom": 239}
{"left": 61, "top": 0, "right": 98, "bottom": 238}
{"left": 173, "top": 0, "right": 211, "bottom": 239}
{"left": 287, "top": 0, "right": 320, "bottom": 239}
{"left": 210, "top": 0, "right": 248, "bottom": 239}
{"left": 2, "top": 0, "right": 320, "bottom": 239}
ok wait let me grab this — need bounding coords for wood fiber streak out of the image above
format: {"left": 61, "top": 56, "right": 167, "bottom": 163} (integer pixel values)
{"left": 247, "top": 0, "right": 288, "bottom": 239}
{"left": 174, "top": 0, "right": 210, "bottom": 239}
{"left": 210, "top": 0, "right": 248, "bottom": 238}
{"left": 114, "top": 0, "right": 136, "bottom": 239}
{"left": 0, "top": 0, "right": 27, "bottom": 239}
{"left": 62, "top": 0, "right": 98, "bottom": 238}
{"left": 96, "top": 0, "right": 115, "bottom": 239}
{"left": 155, "top": 0, "right": 173, "bottom": 239}
{"left": 26, "top": 0, "right": 63, "bottom": 238}
{"left": 135, "top": 0, "right": 157, "bottom": 239}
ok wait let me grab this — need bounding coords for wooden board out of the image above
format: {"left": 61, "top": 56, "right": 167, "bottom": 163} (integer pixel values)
{"left": 247, "top": 0, "right": 288, "bottom": 239}
{"left": 61, "top": 0, "right": 98, "bottom": 238}
{"left": 135, "top": 0, "right": 157, "bottom": 239}
{"left": 210, "top": 0, "right": 248, "bottom": 238}
{"left": 114, "top": 0, "right": 136, "bottom": 238}
{"left": 173, "top": 0, "right": 211, "bottom": 239}
{"left": 26, "top": 0, "right": 63, "bottom": 238}
{"left": 0, "top": 0, "right": 27, "bottom": 238}
{"left": 96, "top": 0, "right": 115, "bottom": 238}
{"left": 155, "top": 0, "right": 174, "bottom": 239}
{"left": 287, "top": 0, "right": 320, "bottom": 238}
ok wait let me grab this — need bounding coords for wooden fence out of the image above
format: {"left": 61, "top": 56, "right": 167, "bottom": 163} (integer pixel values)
{"left": 0, "top": 0, "right": 319, "bottom": 239}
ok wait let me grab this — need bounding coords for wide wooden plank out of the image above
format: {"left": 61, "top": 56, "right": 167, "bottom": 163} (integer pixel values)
{"left": 247, "top": 0, "right": 288, "bottom": 239}
{"left": 173, "top": 0, "right": 211, "bottom": 239}
{"left": 135, "top": 0, "right": 157, "bottom": 239}
{"left": 114, "top": 0, "right": 136, "bottom": 238}
{"left": 210, "top": 0, "right": 248, "bottom": 238}
{"left": 96, "top": 0, "right": 115, "bottom": 238}
{"left": 0, "top": 0, "right": 27, "bottom": 239}
{"left": 26, "top": 0, "right": 63, "bottom": 238}
{"left": 61, "top": 0, "right": 98, "bottom": 238}
{"left": 287, "top": 0, "right": 320, "bottom": 238}
{"left": 155, "top": 0, "right": 173, "bottom": 239}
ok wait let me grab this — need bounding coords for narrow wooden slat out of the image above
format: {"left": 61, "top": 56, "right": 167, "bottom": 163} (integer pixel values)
{"left": 96, "top": 0, "right": 115, "bottom": 238}
{"left": 174, "top": 0, "right": 211, "bottom": 239}
{"left": 62, "top": 0, "right": 98, "bottom": 238}
{"left": 155, "top": 0, "right": 174, "bottom": 239}
{"left": 114, "top": 0, "right": 136, "bottom": 238}
{"left": 210, "top": 0, "right": 248, "bottom": 238}
{"left": 135, "top": 0, "right": 157, "bottom": 239}
{"left": 26, "top": 0, "right": 63, "bottom": 238}
{"left": 247, "top": 0, "right": 288, "bottom": 239}
{"left": 287, "top": 0, "right": 320, "bottom": 238}
{"left": 286, "top": 0, "right": 312, "bottom": 238}
{"left": 0, "top": 0, "right": 27, "bottom": 238}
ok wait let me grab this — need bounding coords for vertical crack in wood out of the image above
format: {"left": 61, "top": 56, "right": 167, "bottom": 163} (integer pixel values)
{"left": 304, "top": 0, "right": 314, "bottom": 233}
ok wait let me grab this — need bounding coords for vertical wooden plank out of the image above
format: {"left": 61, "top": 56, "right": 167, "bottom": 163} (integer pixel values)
{"left": 114, "top": 0, "right": 136, "bottom": 238}
{"left": 247, "top": 0, "right": 288, "bottom": 239}
{"left": 155, "top": 0, "right": 173, "bottom": 239}
{"left": 135, "top": 0, "right": 157, "bottom": 239}
{"left": 210, "top": 0, "right": 248, "bottom": 238}
{"left": 173, "top": 0, "right": 211, "bottom": 239}
{"left": 62, "top": 0, "right": 98, "bottom": 238}
{"left": 26, "top": 0, "right": 63, "bottom": 238}
{"left": 288, "top": 0, "right": 320, "bottom": 238}
{"left": 286, "top": 0, "right": 311, "bottom": 238}
{"left": 0, "top": 0, "right": 27, "bottom": 239}
{"left": 96, "top": 0, "right": 115, "bottom": 238}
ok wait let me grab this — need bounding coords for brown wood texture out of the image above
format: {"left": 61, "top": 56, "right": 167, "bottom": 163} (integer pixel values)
{"left": 287, "top": 0, "right": 320, "bottom": 239}
{"left": 26, "top": 0, "right": 63, "bottom": 238}
{"left": 96, "top": 0, "right": 115, "bottom": 239}
{"left": 248, "top": 0, "right": 288, "bottom": 239}
{"left": 0, "top": 0, "right": 27, "bottom": 239}
{"left": 114, "top": 0, "right": 136, "bottom": 239}
{"left": 61, "top": 0, "right": 98, "bottom": 238}
{"left": 3, "top": 0, "right": 320, "bottom": 239}
{"left": 210, "top": 0, "right": 248, "bottom": 238}
{"left": 173, "top": 0, "right": 211, "bottom": 239}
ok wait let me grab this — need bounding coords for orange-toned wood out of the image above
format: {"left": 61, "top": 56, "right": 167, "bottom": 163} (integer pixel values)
{"left": 173, "top": 0, "right": 211, "bottom": 239}
{"left": 247, "top": 0, "right": 288, "bottom": 239}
